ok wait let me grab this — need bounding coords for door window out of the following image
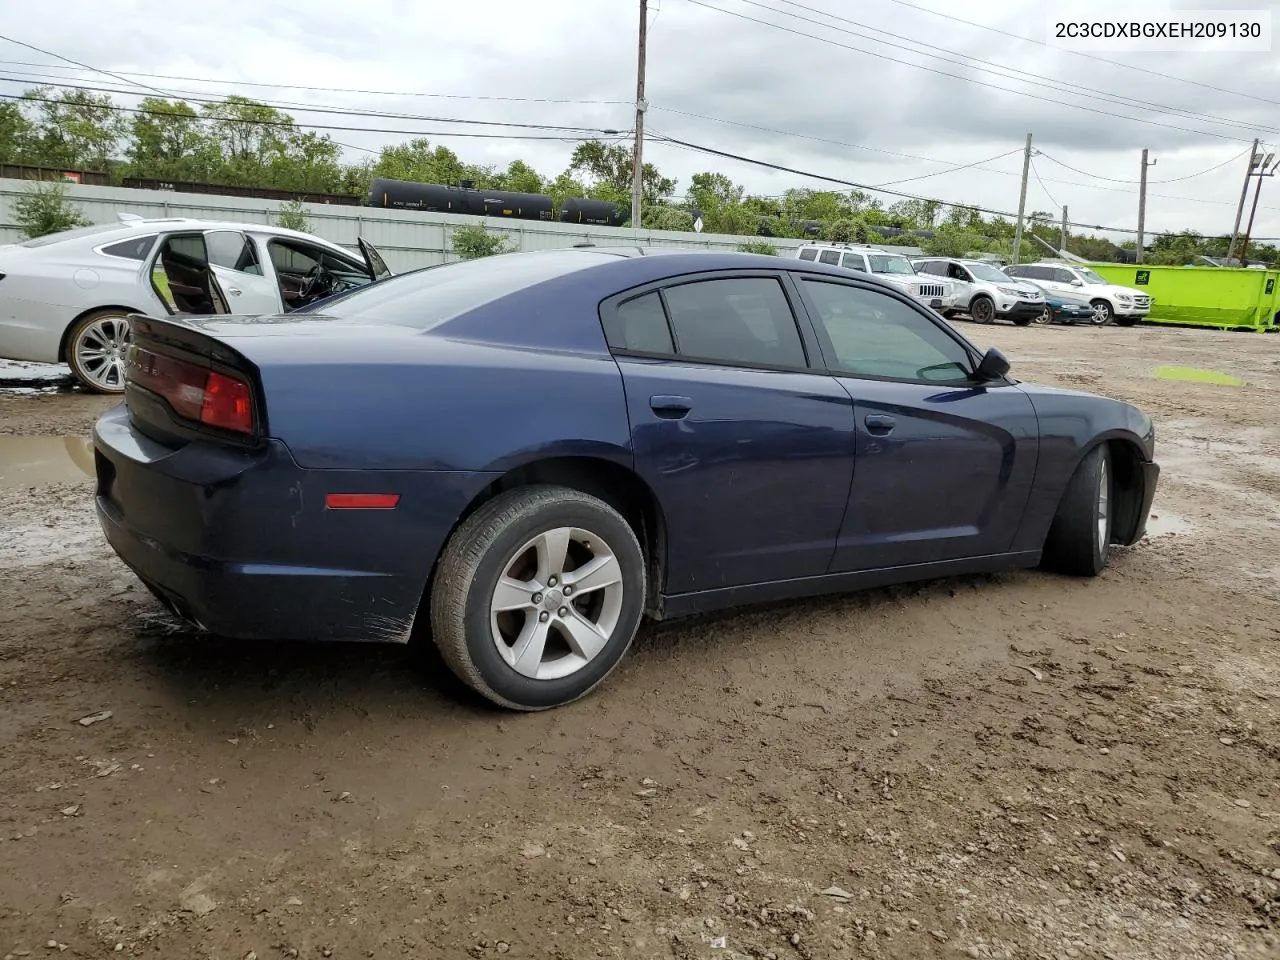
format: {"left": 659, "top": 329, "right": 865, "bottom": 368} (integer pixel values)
{"left": 205, "top": 231, "right": 262, "bottom": 275}
{"left": 946, "top": 263, "right": 971, "bottom": 282}
{"left": 840, "top": 252, "right": 867, "bottom": 272}
{"left": 801, "top": 279, "right": 975, "bottom": 383}
{"left": 798, "top": 248, "right": 818, "bottom": 261}
{"left": 663, "top": 277, "right": 807, "bottom": 368}
{"left": 818, "top": 249, "right": 841, "bottom": 265}
{"left": 603, "top": 291, "right": 675, "bottom": 354}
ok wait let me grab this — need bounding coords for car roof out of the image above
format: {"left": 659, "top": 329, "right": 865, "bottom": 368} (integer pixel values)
{"left": 15, "top": 217, "right": 347, "bottom": 252}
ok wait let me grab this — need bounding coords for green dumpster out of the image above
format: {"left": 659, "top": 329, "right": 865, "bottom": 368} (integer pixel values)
{"left": 1086, "top": 263, "right": 1278, "bottom": 330}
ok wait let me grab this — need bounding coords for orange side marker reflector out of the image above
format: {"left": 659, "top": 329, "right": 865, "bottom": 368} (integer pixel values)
{"left": 325, "top": 493, "right": 400, "bottom": 510}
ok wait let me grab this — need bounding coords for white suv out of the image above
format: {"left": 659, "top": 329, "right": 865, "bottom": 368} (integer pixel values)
{"left": 911, "top": 257, "right": 1045, "bottom": 326}
{"left": 794, "top": 243, "right": 957, "bottom": 313}
{"left": 1003, "top": 262, "right": 1151, "bottom": 326}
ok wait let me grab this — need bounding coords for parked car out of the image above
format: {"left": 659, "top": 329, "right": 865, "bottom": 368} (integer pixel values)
{"left": 794, "top": 242, "right": 958, "bottom": 313}
{"left": 0, "top": 215, "right": 392, "bottom": 393}
{"left": 93, "top": 241, "right": 1160, "bottom": 711}
{"left": 1004, "top": 262, "right": 1151, "bottom": 326}
{"left": 1023, "top": 280, "right": 1096, "bottom": 325}
{"left": 911, "top": 257, "right": 1045, "bottom": 324}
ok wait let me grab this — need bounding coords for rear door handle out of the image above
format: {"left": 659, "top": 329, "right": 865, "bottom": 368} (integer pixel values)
{"left": 650, "top": 395, "right": 693, "bottom": 419}
{"left": 864, "top": 414, "right": 896, "bottom": 434}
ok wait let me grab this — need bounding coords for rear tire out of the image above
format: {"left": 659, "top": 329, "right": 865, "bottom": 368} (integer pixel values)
{"left": 65, "top": 309, "right": 133, "bottom": 394}
{"left": 429, "top": 485, "right": 646, "bottom": 711}
{"left": 969, "top": 296, "right": 996, "bottom": 324}
{"left": 1033, "top": 307, "right": 1053, "bottom": 325}
{"left": 1041, "top": 445, "right": 1113, "bottom": 577}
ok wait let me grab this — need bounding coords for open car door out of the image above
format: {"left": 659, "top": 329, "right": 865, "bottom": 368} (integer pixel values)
{"left": 356, "top": 237, "right": 393, "bottom": 283}
{"left": 149, "top": 233, "right": 231, "bottom": 316}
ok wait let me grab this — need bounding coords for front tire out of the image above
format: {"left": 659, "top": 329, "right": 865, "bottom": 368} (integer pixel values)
{"left": 65, "top": 309, "right": 132, "bottom": 393}
{"left": 1089, "top": 299, "right": 1114, "bottom": 326}
{"left": 969, "top": 296, "right": 996, "bottom": 324}
{"left": 429, "top": 485, "right": 646, "bottom": 711}
{"left": 1041, "top": 445, "right": 1113, "bottom": 577}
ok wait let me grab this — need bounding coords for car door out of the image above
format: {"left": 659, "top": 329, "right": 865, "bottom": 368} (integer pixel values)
{"left": 357, "top": 237, "right": 393, "bottom": 282}
{"left": 599, "top": 272, "right": 856, "bottom": 594}
{"left": 203, "top": 230, "right": 283, "bottom": 315}
{"left": 944, "top": 262, "right": 976, "bottom": 309}
{"left": 792, "top": 276, "right": 1038, "bottom": 571}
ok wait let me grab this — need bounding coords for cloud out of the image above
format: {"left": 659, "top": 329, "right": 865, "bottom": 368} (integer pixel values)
{"left": 1, "top": 0, "right": 1277, "bottom": 240}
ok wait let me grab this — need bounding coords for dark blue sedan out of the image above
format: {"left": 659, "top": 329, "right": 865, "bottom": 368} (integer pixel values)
{"left": 93, "top": 238, "right": 1160, "bottom": 711}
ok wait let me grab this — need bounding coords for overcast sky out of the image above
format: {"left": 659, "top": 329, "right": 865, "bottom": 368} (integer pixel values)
{"left": 1, "top": 0, "right": 1277, "bottom": 242}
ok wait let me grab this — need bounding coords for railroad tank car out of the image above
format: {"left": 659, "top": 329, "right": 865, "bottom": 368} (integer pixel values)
{"left": 559, "top": 197, "right": 625, "bottom": 227}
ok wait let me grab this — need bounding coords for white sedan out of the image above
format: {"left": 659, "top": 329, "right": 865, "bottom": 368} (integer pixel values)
{"left": 0, "top": 215, "right": 392, "bottom": 392}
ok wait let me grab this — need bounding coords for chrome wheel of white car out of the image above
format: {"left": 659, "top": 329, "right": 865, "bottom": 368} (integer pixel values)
{"left": 1089, "top": 300, "right": 1113, "bottom": 325}
{"left": 489, "top": 526, "right": 625, "bottom": 681}
{"left": 67, "top": 310, "right": 132, "bottom": 393}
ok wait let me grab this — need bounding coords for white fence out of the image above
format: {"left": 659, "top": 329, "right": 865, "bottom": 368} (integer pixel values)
{"left": 0, "top": 178, "right": 802, "bottom": 271}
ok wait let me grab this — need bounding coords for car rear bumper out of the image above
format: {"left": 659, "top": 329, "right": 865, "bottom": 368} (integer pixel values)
{"left": 92, "top": 404, "right": 493, "bottom": 642}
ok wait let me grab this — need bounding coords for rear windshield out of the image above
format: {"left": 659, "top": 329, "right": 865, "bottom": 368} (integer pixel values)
{"left": 295, "top": 249, "right": 621, "bottom": 329}
{"left": 20, "top": 223, "right": 127, "bottom": 247}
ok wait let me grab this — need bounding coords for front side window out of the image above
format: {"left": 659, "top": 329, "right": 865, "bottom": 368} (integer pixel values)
{"left": 801, "top": 279, "right": 974, "bottom": 383}
{"left": 840, "top": 252, "right": 867, "bottom": 272}
{"left": 818, "top": 249, "right": 841, "bottom": 265}
{"left": 663, "top": 277, "right": 807, "bottom": 368}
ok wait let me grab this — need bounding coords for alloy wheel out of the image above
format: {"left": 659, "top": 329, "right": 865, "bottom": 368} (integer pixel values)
{"left": 73, "top": 316, "right": 131, "bottom": 391}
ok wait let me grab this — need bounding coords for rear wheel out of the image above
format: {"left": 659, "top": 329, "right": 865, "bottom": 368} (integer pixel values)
{"left": 1033, "top": 307, "right": 1053, "bottom": 325}
{"left": 429, "top": 485, "right": 646, "bottom": 711}
{"left": 1041, "top": 445, "right": 1112, "bottom": 577}
{"left": 969, "top": 296, "right": 996, "bottom": 324}
{"left": 66, "top": 309, "right": 132, "bottom": 393}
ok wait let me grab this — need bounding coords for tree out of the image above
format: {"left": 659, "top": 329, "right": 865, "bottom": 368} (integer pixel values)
{"left": 126, "top": 98, "right": 220, "bottom": 182}
{"left": 496, "top": 159, "right": 545, "bottom": 194}
{"left": 20, "top": 87, "right": 124, "bottom": 171}
{"left": 202, "top": 96, "right": 294, "bottom": 186}
{"left": 451, "top": 223, "right": 514, "bottom": 259}
{"left": 641, "top": 205, "right": 694, "bottom": 231}
{"left": 0, "top": 102, "right": 33, "bottom": 164}
{"left": 822, "top": 217, "right": 873, "bottom": 244}
{"left": 12, "top": 180, "right": 91, "bottom": 238}
{"left": 737, "top": 240, "right": 777, "bottom": 255}
{"left": 275, "top": 199, "right": 311, "bottom": 233}
{"left": 568, "top": 140, "right": 675, "bottom": 206}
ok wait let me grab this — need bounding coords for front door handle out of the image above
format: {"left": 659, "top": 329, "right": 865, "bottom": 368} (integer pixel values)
{"left": 227, "top": 287, "right": 242, "bottom": 296}
{"left": 650, "top": 395, "right": 693, "bottom": 419}
{"left": 864, "top": 414, "right": 896, "bottom": 434}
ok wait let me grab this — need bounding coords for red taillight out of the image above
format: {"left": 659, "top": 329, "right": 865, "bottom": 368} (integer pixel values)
{"left": 127, "top": 347, "right": 255, "bottom": 435}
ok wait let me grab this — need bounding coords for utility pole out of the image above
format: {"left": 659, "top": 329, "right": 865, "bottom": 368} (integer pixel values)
{"left": 630, "top": 0, "right": 649, "bottom": 231}
{"left": 1227, "top": 139, "right": 1261, "bottom": 261}
{"left": 1137, "top": 149, "right": 1156, "bottom": 265}
{"left": 1011, "top": 133, "right": 1032, "bottom": 264}
{"left": 1061, "top": 205, "right": 1068, "bottom": 254}
{"left": 1240, "top": 151, "right": 1276, "bottom": 263}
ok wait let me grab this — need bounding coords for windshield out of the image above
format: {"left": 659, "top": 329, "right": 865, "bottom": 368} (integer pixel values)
{"left": 867, "top": 255, "right": 916, "bottom": 275}
{"left": 967, "top": 262, "right": 1013, "bottom": 282}
{"left": 19, "top": 223, "right": 126, "bottom": 248}
{"left": 292, "top": 249, "right": 620, "bottom": 328}
{"left": 1077, "top": 267, "right": 1107, "bottom": 284}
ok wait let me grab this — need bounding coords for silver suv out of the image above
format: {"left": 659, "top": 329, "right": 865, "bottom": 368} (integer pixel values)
{"left": 794, "top": 243, "right": 957, "bottom": 312}
{"left": 911, "top": 257, "right": 1044, "bottom": 325}
{"left": 1004, "top": 261, "right": 1151, "bottom": 326}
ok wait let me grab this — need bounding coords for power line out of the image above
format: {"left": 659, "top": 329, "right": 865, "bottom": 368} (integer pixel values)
{"left": 0, "top": 92, "right": 622, "bottom": 142}
{"left": 759, "top": 0, "right": 1279, "bottom": 139}
{"left": 0, "top": 77, "right": 623, "bottom": 135}
{"left": 0, "top": 34, "right": 176, "bottom": 100}
{"left": 871, "top": 148, "right": 1024, "bottom": 188}
{"left": 682, "top": 0, "right": 1257, "bottom": 143}
{"left": 1030, "top": 158, "right": 1062, "bottom": 210}
{"left": 1035, "top": 146, "right": 1254, "bottom": 185}
{"left": 880, "top": 0, "right": 1280, "bottom": 110}
{"left": 0, "top": 57, "right": 630, "bottom": 106}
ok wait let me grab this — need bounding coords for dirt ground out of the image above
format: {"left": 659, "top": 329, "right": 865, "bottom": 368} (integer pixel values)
{"left": 1, "top": 323, "right": 1277, "bottom": 960}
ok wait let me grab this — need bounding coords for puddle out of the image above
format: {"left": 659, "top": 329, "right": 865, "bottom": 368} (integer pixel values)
{"left": 1145, "top": 510, "right": 1191, "bottom": 538}
{"left": 1153, "top": 365, "right": 1246, "bottom": 386}
{"left": 0, "top": 436, "right": 96, "bottom": 489}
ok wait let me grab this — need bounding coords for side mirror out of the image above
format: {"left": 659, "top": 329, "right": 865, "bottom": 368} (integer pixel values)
{"left": 973, "top": 346, "right": 1010, "bottom": 382}
{"left": 1070, "top": 278, "right": 1084, "bottom": 286}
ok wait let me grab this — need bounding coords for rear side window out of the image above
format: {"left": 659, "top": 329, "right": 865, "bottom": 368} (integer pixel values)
{"left": 840, "top": 253, "right": 867, "bottom": 272}
{"left": 100, "top": 235, "right": 157, "bottom": 261}
{"left": 798, "top": 248, "right": 818, "bottom": 261}
{"left": 818, "top": 250, "right": 841, "bottom": 265}
{"left": 663, "top": 277, "right": 807, "bottom": 368}
{"left": 603, "top": 292, "right": 674, "bottom": 354}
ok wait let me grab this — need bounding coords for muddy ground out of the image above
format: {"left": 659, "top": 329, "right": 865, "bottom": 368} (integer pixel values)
{"left": 0, "top": 324, "right": 1277, "bottom": 960}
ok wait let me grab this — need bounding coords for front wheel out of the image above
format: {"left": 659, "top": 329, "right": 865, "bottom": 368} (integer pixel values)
{"left": 66, "top": 310, "right": 132, "bottom": 393}
{"left": 1041, "top": 445, "right": 1113, "bottom": 577}
{"left": 1089, "top": 299, "right": 1114, "bottom": 326}
{"left": 969, "top": 296, "right": 996, "bottom": 324}
{"left": 429, "top": 485, "right": 646, "bottom": 711}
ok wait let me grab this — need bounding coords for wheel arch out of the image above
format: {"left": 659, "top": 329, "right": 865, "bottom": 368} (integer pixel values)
{"left": 416, "top": 455, "right": 669, "bottom": 638}
{"left": 58, "top": 304, "right": 149, "bottom": 363}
